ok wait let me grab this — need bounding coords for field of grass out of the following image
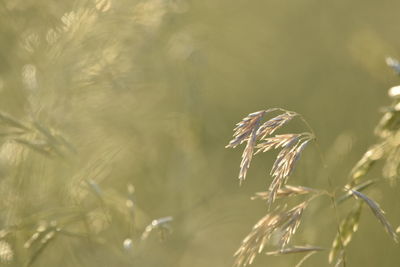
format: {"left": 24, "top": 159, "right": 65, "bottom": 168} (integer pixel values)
{"left": 0, "top": 0, "right": 400, "bottom": 266}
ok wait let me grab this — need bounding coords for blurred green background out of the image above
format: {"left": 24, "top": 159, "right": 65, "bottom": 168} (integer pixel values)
{"left": 0, "top": 0, "right": 399, "bottom": 266}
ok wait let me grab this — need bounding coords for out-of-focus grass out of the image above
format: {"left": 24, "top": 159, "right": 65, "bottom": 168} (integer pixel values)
{"left": 0, "top": 0, "right": 399, "bottom": 266}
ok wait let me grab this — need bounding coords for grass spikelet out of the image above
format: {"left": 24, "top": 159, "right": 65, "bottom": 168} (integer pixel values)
{"left": 329, "top": 201, "right": 362, "bottom": 263}
{"left": 226, "top": 110, "right": 266, "bottom": 149}
{"left": 268, "top": 138, "right": 312, "bottom": 205}
{"left": 233, "top": 212, "right": 278, "bottom": 266}
{"left": 349, "top": 143, "right": 385, "bottom": 182}
{"left": 279, "top": 202, "right": 307, "bottom": 247}
{"left": 251, "top": 185, "right": 316, "bottom": 201}
{"left": 24, "top": 232, "right": 41, "bottom": 249}
{"left": 256, "top": 112, "right": 297, "bottom": 140}
{"left": 255, "top": 134, "right": 302, "bottom": 154}
{"left": 226, "top": 110, "right": 265, "bottom": 183}
{"left": 24, "top": 230, "right": 57, "bottom": 267}
{"left": 375, "top": 110, "right": 400, "bottom": 137}
{"left": 233, "top": 202, "right": 307, "bottom": 267}
{"left": 333, "top": 251, "right": 345, "bottom": 267}
{"left": 348, "top": 189, "right": 398, "bottom": 242}
{"left": 337, "top": 179, "right": 375, "bottom": 204}
{"left": 239, "top": 128, "right": 258, "bottom": 183}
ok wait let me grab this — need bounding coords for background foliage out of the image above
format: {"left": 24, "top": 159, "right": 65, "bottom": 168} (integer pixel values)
{"left": 0, "top": 0, "right": 400, "bottom": 266}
